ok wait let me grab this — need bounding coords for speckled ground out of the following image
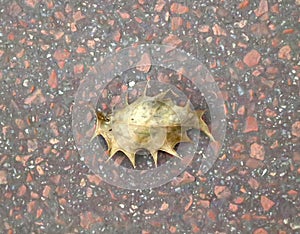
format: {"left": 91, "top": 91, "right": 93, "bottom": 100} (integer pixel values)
{"left": 0, "top": 0, "right": 299, "bottom": 233}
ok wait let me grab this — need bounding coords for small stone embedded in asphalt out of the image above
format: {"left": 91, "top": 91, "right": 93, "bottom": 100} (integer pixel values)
{"left": 243, "top": 116, "right": 259, "bottom": 133}
{"left": 0, "top": 170, "right": 8, "bottom": 184}
{"left": 246, "top": 158, "right": 265, "bottom": 169}
{"left": 7, "top": 2, "right": 22, "bottom": 17}
{"left": 171, "top": 171, "right": 195, "bottom": 187}
{"left": 154, "top": 0, "right": 166, "bottom": 13}
{"left": 24, "top": 89, "right": 46, "bottom": 105}
{"left": 171, "top": 17, "right": 184, "bottom": 31}
{"left": 250, "top": 143, "right": 265, "bottom": 161}
{"left": 291, "top": 121, "right": 300, "bottom": 137}
{"left": 254, "top": 0, "right": 268, "bottom": 17}
{"left": 162, "top": 34, "right": 182, "bottom": 47}
{"left": 278, "top": 45, "right": 292, "bottom": 60}
{"left": 136, "top": 53, "right": 152, "bottom": 73}
{"left": 170, "top": 3, "right": 189, "bottom": 14}
{"left": 250, "top": 22, "right": 269, "bottom": 36}
{"left": 253, "top": 228, "right": 268, "bottom": 234}
{"left": 74, "top": 64, "right": 84, "bottom": 74}
{"left": 260, "top": 195, "right": 275, "bottom": 212}
{"left": 248, "top": 177, "right": 260, "bottom": 190}
{"left": 214, "top": 185, "right": 231, "bottom": 199}
{"left": 243, "top": 49, "right": 261, "bottom": 67}
{"left": 53, "top": 48, "right": 71, "bottom": 62}
{"left": 25, "top": 0, "right": 39, "bottom": 8}
{"left": 48, "top": 70, "right": 58, "bottom": 89}
{"left": 212, "top": 24, "right": 227, "bottom": 36}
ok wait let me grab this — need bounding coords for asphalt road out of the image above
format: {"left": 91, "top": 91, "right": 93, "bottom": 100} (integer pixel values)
{"left": 0, "top": 0, "right": 299, "bottom": 233}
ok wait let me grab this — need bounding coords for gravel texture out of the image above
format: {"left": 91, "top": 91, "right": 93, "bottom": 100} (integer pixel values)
{"left": 0, "top": 0, "right": 299, "bottom": 233}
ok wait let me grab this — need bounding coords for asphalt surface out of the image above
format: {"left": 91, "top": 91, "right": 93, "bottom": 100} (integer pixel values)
{"left": 0, "top": 0, "right": 299, "bottom": 233}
